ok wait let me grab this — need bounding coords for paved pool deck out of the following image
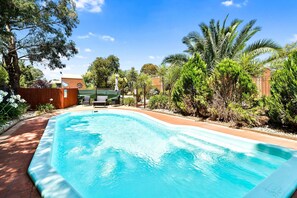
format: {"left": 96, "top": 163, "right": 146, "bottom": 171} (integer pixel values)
{"left": 0, "top": 105, "right": 296, "bottom": 197}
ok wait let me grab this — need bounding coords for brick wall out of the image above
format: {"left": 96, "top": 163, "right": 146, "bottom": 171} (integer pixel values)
{"left": 151, "top": 77, "right": 162, "bottom": 91}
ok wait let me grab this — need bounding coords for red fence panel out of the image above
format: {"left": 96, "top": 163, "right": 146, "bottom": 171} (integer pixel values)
{"left": 18, "top": 88, "right": 78, "bottom": 109}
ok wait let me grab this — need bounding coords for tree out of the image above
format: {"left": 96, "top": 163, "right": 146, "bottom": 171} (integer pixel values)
{"left": 209, "top": 59, "right": 258, "bottom": 124}
{"left": 165, "top": 65, "right": 181, "bottom": 103}
{"left": 157, "top": 64, "right": 167, "bottom": 93}
{"left": 86, "top": 55, "right": 120, "bottom": 90}
{"left": 109, "top": 70, "right": 128, "bottom": 105}
{"left": 264, "top": 41, "right": 297, "bottom": 69}
{"left": 19, "top": 62, "right": 44, "bottom": 87}
{"left": 106, "top": 55, "right": 120, "bottom": 73}
{"left": 162, "top": 54, "right": 189, "bottom": 67}
{"left": 140, "top": 63, "right": 158, "bottom": 76}
{"left": 126, "top": 67, "right": 139, "bottom": 105}
{"left": 268, "top": 51, "right": 297, "bottom": 128}
{"left": 172, "top": 54, "right": 210, "bottom": 116}
{"left": 182, "top": 15, "right": 280, "bottom": 72}
{"left": 0, "top": 0, "right": 79, "bottom": 91}
{"left": 137, "top": 73, "right": 152, "bottom": 108}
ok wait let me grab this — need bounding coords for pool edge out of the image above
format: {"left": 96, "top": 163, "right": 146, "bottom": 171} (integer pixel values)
{"left": 28, "top": 110, "right": 297, "bottom": 197}
{"left": 27, "top": 114, "right": 82, "bottom": 198}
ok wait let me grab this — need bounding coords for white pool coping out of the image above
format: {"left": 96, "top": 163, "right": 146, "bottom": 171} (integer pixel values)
{"left": 28, "top": 110, "right": 297, "bottom": 197}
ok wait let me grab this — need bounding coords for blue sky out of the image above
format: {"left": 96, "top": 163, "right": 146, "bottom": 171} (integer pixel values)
{"left": 42, "top": 0, "right": 297, "bottom": 80}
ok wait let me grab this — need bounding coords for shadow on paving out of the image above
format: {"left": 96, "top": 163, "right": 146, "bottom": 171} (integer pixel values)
{"left": 0, "top": 117, "right": 49, "bottom": 198}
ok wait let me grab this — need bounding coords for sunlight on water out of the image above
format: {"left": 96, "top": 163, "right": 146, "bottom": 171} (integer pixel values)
{"left": 51, "top": 112, "right": 288, "bottom": 198}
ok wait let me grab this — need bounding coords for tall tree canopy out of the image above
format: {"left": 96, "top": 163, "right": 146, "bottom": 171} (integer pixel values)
{"left": 0, "top": 0, "right": 79, "bottom": 91}
{"left": 85, "top": 55, "right": 120, "bottom": 88}
{"left": 182, "top": 15, "right": 280, "bottom": 72}
{"left": 140, "top": 63, "right": 158, "bottom": 76}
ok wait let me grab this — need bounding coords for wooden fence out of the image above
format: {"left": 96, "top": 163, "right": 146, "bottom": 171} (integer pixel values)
{"left": 252, "top": 68, "right": 271, "bottom": 96}
{"left": 18, "top": 88, "right": 78, "bottom": 109}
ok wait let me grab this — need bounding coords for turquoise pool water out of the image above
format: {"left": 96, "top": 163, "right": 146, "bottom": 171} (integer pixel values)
{"left": 51, "top": 111, "right": 289, "bottom": 198}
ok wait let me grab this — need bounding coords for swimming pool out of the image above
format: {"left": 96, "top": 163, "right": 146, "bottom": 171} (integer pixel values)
{"left": 28, "top": 110, "right": 297, "bottom": 197}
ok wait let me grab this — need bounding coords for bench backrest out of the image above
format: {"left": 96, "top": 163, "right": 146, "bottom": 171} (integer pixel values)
{"left": 97, "top": 95, "right": 108, "bottom": 102}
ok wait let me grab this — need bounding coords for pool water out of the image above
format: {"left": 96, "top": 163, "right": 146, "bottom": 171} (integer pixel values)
{"left": 51, "top": 111, "right": 288, "bottom": 198}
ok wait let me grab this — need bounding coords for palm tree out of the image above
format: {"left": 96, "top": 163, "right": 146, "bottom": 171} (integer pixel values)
{"left": 264, "top": 41, "right": 297, "bottom": 69}
{"left": 182, "top": 15, "right": 280, "bottom": 72}
{"left": 157, "top": 65, "right": 167, "bottom": 93}
{"left": 162, "top": 54, "right": 189, "bottom": 67}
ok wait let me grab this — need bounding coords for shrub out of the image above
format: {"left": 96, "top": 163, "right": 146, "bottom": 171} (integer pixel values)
{"left": 123, "top": 97, "right": 135, "bottom": 106}
{"left": 268, "top": 51, "right": 297, "bottom": 128}
{"left": 172, "top": 54, "right": 210, "bottom": 116}
{"left": 209, "top": 59, "right": 259, "bottom": 125}
{"left": 148, "top": 94, "right": 169, "bottom": 109}
{"left": 0, "top": 91, "right": 29, "bottom": 124}
{"left": 37, "top": 103, "right": 55, "bottom": 113}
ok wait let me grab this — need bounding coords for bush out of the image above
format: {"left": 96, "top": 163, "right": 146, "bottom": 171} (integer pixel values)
{"left": 37, "top": 103, "right": 55, "bottom": 113}
{"left": 268, "top": 51, "right": 297, "bottom": 128}
{"left": 148, "top": 94, "right": 169, "bottom": 109}
{"left": 208, "top": 59, "right": 260, "bottom": 126}
{"left": 172, "top": 54, "right": 210, "bottom": 116}
{"left": 123, "top": 97, "right": 135, "bottom": 106}
{"left": 0, "top": 91, "right": 29, "bottom": 124}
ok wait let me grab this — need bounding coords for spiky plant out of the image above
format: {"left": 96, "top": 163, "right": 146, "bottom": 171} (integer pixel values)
{"left": 182, "top": 15, "right": 280, "bottom": 72}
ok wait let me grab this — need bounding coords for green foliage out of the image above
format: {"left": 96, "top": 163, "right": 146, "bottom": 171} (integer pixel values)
{"left": 182, "top": 15, "right": 280, "bottom": 72}
{"left": 268, "top": 51, "right": 297, "bottom": 128}
{"left": 140, "top": 63, "right": 158, "bottom": 76}
{"left": 0, "top": 0, "right": 79, "bottom": 90}
{"left": 148, "top": 95, "right": 169, "bottom": 110}
{"left": 162, "top": 54, "right": 189, "bottom": 67}
{"left": 0, "top": 91, "right": 29, "bottom": 124}
{"left": 37, "top": 103, "right": 55, "bottom": 113}
{"left": 157, "top": 64, "right": 167, "bottom": 93}
{"left": 209, "top": 59, "right": 259, "bottom": 125}
{"left": 0, "top": 65, "right": 8, "bottom": 88}
{"left": 172, "top": 54, "right": 210, "bottom": 116}
{"left": 20, "top": 62, "right": 44, "bottom": 87}
{"left": 85, "top": 55, "right": 120, "bottom": 88}
{"left": 126, "top": 67, "right": 138, "bottom": 94}
{"left": 123, "top": 97, "right": 135, "bottom": 106}
{"left": 211, "top": 59, "right": 257, "bottom": 104}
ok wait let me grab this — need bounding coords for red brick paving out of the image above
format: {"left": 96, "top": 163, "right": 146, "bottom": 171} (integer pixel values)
{"left": 0, "top": 117, "right": 49, "bottom": 198}
{"left": 0, "top": 109, "right": 296, "bottom": 198}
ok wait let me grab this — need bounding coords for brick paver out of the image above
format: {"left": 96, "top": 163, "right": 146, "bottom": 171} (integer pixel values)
{"left": 0, "top": 117, "right": 49, "bottom": 198}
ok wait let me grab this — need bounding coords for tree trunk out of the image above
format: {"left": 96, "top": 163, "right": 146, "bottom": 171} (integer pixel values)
{"left": 3, "top": 23, "right": 20, "bottom": 92}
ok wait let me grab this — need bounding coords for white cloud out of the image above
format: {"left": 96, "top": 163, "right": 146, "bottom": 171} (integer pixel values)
{"left": 84, "top": 48, "right": 92, "bottom": 52}
{"left": 77, "top": 32, "right": 115, "bottom": 42}
{"left": 222, "top": 0, "right": 233, "bottom": 6}
{"left": 221, "top": 0, "right": 248, "bottom": 8}
{"left": 101, "top": 35, "right": 115, "bottom": 42}
{"left": 291, "top": 34, "right": 297, "bottom": 42}
{"left": 149, "top": 55, "right": 163, "bottom": 60}
{"left": 74, "top": 0, "right": 104, "bottom": 13}
{"left": 77, "top": 35, "right": 90, "bottom": 39}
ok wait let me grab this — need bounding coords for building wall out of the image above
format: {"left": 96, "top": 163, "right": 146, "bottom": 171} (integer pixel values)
{"left": 151, "top": 77, "right": 162, "bottom": 91}
{"left": 62, "top": 78, "right": 86, "bottom": 89}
